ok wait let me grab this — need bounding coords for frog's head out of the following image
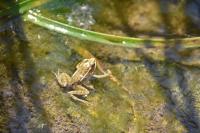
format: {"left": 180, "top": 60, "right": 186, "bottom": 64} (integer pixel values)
{"left": 87, "top": 58, "right": 96, "bottom": 66}
{"left": 81, "top": 58, "right": 96, "bottom": 69}
{"left": 86, "top": 58, "right": 96, "bottom": 73}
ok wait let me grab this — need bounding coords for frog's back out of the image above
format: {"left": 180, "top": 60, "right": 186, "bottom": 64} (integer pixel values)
{"left": 71, "top": 58, "right": 96, "bottom": 84}
{"left": 71, "top": 65, "right": 92, "bottom": 83}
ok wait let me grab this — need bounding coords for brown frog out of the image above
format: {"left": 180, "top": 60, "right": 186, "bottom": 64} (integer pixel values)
{"left": 54, "top": 58, "right": 110, "bottom": 105}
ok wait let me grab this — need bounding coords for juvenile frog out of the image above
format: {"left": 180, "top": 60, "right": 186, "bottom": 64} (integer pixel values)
{"left": 54, "top": 58, "right": 110, "bottom": 105}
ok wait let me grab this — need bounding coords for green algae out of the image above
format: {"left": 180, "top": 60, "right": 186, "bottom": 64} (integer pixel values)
{"left": 0, "top": 97, "right": 9, "bottom": 133}
{"left": 0, "top": 21, "right": 190, "bottom": 132}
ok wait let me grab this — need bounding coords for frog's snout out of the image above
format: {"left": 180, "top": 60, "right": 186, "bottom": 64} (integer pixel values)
{"left": 89, "top": 58, "right": 96, "bottom": 64}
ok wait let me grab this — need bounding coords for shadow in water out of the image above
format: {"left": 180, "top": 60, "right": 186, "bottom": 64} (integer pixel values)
{"left": 139, "top": 51, "right": 200, "bottom": 132}
{"left": 0, "top": 1, "right": 52, "bottom": 133}
{"left": 99, "top": 0, "right": 200, "bottom": 131}
{"left": 134, "top": 1, "right": 200, "bottom": 132}
{"left": 91, "top": 0, "right": 200, "bottom": 132}
{"left": 105, "top": 0, "right": 200, "bottom": 132}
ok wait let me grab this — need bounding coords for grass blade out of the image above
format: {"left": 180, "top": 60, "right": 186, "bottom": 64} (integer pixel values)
{"left": 24, "top": 10, "right": 200, "bottom": 48}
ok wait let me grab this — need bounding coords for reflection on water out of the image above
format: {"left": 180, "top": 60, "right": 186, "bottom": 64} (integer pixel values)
{"left": 0, "top": 0, "right": 200, "bottom": 133}
{"left": 67, "top": 4, "right": 95, "bottom": 29}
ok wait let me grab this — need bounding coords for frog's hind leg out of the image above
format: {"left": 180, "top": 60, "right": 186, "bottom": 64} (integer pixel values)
{"left": 68, "top": 85, "right": 90, "bottom": 105}
{"left": 82, "top": 83, "right": 95, "bottom": 90}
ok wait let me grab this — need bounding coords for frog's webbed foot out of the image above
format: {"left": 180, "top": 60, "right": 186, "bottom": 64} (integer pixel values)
{"left": 93, "top": 69, "right": 112, "bottom": 78}
{"left": 68, "top": 85, "right": 90, "bottom": 105}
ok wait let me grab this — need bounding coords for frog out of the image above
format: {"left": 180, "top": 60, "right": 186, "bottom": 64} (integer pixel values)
{"left": 53, "top": 58, "right": 110, "bottom": 105}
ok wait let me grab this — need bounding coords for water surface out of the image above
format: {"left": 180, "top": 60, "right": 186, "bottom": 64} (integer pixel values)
{"left": 0, "top": 0, "right": 200, "bottom": 133}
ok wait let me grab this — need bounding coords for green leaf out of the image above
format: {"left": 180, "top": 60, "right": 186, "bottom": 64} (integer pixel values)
{"left": 24, "top": 10, "right": 200, "bottom": 48}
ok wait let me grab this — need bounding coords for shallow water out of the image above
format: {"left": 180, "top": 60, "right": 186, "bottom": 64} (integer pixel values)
{"left": 0, "top": 0, "right": 200, "bottom": 133}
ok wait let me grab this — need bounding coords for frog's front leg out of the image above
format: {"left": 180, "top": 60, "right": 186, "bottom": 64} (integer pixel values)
{"left": 68, "top": 85, "right": 90, "bottom": 105}
{"left": 93, "top": 69, "right": 111, "bottom": 78}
